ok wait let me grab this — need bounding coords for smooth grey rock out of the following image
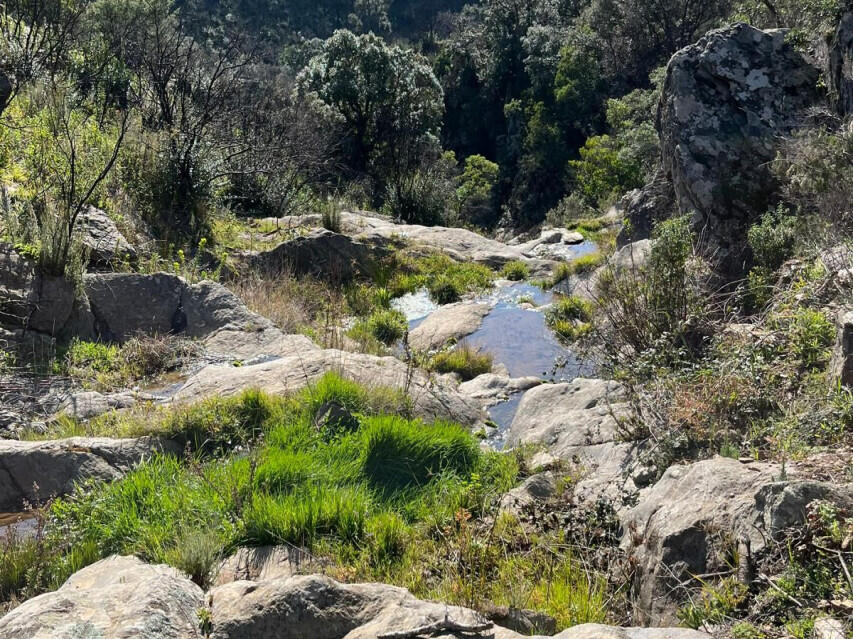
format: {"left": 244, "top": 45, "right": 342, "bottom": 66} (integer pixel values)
{"left": 830, "top": 308, "right": 853, "bottom": 388}
{"left": 507, "top": 379, "right": 642, "bottom": 505}
{"left": 622, "top": 456, "right": 853, "bottom": 624}
{"left": 202, "top": 328, "right": 317, "bottom": 361}
{"left": 458, "top": 373, "right": 542, "bottom": 407}
{"left": 76, "top": 206, "right": 136, "bottom": 266}
{"left": 500, "top": 471, "right": 557, "bottom": 514}
{"left": 0, "top": 556, "right": 205, "bottom": 638}
{"left": 85, "top": 272, "right": 186, "bottom": 341}
{"left": 58, "top": 390, "right": 137, "bottom": 420}
{"left": 556, "top": 625, "right": 709, "bottom": 639}
{"left": 214, "top": 546, "right": 321, "bottom": 586}
{"left": 408, "top": 303, "right": 491, "bottom": 352}
{"left": 174, "top": 349, "right": 486, "bottom": 427}
{"left": 0, "top": 436, "right": 181, "bottom": 510}
{"left": 0, "top": 242, "right": 37, "bottom": 328}
{"left": 27, "top": 275, "right": 75, "bottom": 335}
{"left": 182, "top": 280, "right": 271, "bottom": 338}
{"left": 814, "top": 617, "right": 846, "bottom": 639}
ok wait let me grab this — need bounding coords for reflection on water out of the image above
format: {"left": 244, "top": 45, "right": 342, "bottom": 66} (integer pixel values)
{"left": 0, "top": 511, "right": 38, "bottom": 539}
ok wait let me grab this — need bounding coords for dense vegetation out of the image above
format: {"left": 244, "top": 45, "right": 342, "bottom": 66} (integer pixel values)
{"left": 2, "top": 0, "right": 845, "bottom": 280}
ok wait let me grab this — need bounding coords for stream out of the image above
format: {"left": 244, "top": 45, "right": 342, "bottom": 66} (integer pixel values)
{"left": 394, "top": 275, "right": 596, "bottom": 447}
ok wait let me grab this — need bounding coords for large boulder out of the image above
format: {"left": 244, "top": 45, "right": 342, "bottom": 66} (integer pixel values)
{"left": 208, "top": 573, "right": 707, "bottom": 639}
{"left": 621, "top": 457, "right": 853, "bottom": 624}
{"left": 173, "top": 348, "right": 486, "bottom": 427}
{"left": 507, "top": 379, "right": 646, "bottom": 505}
{"left": 0, "top": 244, "right": 74, "bottom": 335}
{"left": 0, "top": 243, "right": 37, "bottom": 328}
{"left": 0, "top": 556, "right": 205, "bottom": 638}
{"left": 0, "top": 436, "right": 181, "bottom": 510}
{"left": 247, "top": 229, "right": 386, "bottom": 280}
{"left": 408, "top": 303, "right": 491, "bottom": 352}
{"left": 630, "top": 23, "right": 821, "bottom": 269}
{"left": 84, "top": 272, "right": 186, "bottom": 341}
{"left": 75, "top": 206, "right": 136, "bottom": 267}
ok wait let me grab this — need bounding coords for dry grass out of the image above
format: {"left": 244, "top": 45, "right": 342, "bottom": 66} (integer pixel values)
{"left": 228, "top": 271, "right": 347, "bottom": 339}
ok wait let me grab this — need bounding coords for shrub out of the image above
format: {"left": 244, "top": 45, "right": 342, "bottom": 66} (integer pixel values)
{"left": 748, "top": 205, "right": 798, "bottom": 271}
{"left": 163, "top": 530, "right": 222, "bottom": 588}
{"left": 429, "top": 343, "right": 493, "bottom": 380}
{"left": 351, "top": 309, "right": 407, "bottom": 345}
{"left": 501, "top": 260, "right": 529, "bottom": 281}
{"left": 321, "top": 201, "right": 342, "bottom": 233}
{"left": 428, "top": 275, "right": 462, "bottom": 304}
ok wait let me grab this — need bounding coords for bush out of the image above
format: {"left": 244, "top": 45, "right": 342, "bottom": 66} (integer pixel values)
{"left": 748, "top": 205, "right": 798, "bottom": 271}
{"left": 350, "top": 309, "right": 407, "bottom": 345}
{"left": 429, "top": 343, "right": 493, "bottom": 380}
{"left": 501, "top": 260, "right": 529, "bottom": 281}
{"left": 428, "top": 275, "right": 463, "bottom": 304}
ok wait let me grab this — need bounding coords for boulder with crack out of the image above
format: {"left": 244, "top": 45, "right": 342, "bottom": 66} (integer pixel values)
{"left": 621, "top": 456, "right": 853, "bottom": 624}
{"left": 75, "top": 206, "right": 136, "bottom": 267}
{"left": 0, "top": 436, "right": 182, "bottom": 510}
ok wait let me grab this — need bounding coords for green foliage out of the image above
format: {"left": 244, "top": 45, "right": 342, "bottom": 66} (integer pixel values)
{"left": 386, "top": 253, "right": 494, "bottom": 304}
{"left": 429, "top": 344, "right": 493, "bottom": 380}
{"left": 298, "top": 30, "right": 444, "bottom": 211}
{"left": 500, "top": 260, "right": 529, "bottom": 281}
{"left": 350, "top": 309, "right": 407, "bottom": 345}
{"left": 678, "top": 578, "right": 749, "bottom": 628}
{"left": 455, "top": 154, "right": 498, "bottom": 225}
{"left": 570, "top": 134, "right": 644, "bottom": 206}
{"left": 748, "top": 206, "right": 798, "bottom": 271}
{"left": 546, "top": 295, "right": 593, "bottom": 343}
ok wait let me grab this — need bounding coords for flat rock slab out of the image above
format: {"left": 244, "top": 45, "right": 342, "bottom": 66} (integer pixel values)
{"left": 0, "top": 436, "right": 181, "bottom": 510}
{"left": 174, "top": 348, "right": 486, "bottom": 427}
{"left": 215, "top": 545, "right": 323, "bottom": 586}
{"left": 0, "top": 556, "right": 204, "bottom": 638}
{"left": 408, "top": 303, "right": 491, "bottom": 352}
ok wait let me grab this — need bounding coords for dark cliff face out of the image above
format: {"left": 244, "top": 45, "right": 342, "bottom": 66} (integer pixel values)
{"left": 623, "top": 23, "right": 824, "bottom": 275}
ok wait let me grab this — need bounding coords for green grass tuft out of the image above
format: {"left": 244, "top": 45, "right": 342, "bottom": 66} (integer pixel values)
{"left": 429, "top": 343, "right": 493, "bottom": 380}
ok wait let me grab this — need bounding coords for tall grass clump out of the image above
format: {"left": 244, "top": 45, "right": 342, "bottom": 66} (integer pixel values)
{"left": 429, "top": 343, "right": 493, "bottom": 380}
{"left": 501, "top": 260, "right": 529, "bottom": 281}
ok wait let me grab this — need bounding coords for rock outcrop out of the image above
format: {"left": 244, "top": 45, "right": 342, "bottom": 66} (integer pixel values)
{"left": 75, "top": 206, "right": 136, "bottom": 267}
{"left": 626, "top": 23, "right": 822, "bottom": 269}
{"left": 247, "top": 229, "right": 386, "bottom": 280}
{"left": 829, "top": 12, "right": 853, "bottom": 117}
{"left": 0, "top": 557, "right": 712, "bottom": 639}
{"left": 408, "top": 302, "right": 491, "bottom": 352}
{"left": 830, "top": 308, "right": 853, "bottom": 388}
{"left": 507, "top": 379, "right": 646, "bottom": 504}
{"left": 0, "top": 556, "right": 205, "bottom": 638}
{"left": 174, "top": 348, "right": 486, "bottom": 427}
{"left": 0, "top": 436, "right": 181, "bottom": 510}
{"left": 458, "top": 372, "right": 542, "bottom": 407}
{"left": 622, "top": 457, "right": 853, "bottom": 624}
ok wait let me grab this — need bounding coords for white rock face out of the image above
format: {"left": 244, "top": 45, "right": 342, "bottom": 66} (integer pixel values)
{"left": 458, "top": 373, "right": 542, "bottom": 406}
{"left": 621, "top": 457, "right": 853, "bottom": 624}
{"left": 507, "top": 379, "right": 642, "bottom": 504}
{"left": 408, "top": 303, "right": 491, "bottom": 352}
{"left": 0, "top": 556, "right": 205, "bottom": 638}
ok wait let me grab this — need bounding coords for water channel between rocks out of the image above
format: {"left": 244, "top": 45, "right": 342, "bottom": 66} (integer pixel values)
{"left": 394, "top": 269, "right": 596, "bottom": 446}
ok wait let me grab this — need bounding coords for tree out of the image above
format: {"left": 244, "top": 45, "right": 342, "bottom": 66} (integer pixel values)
{"left": 297, "top": 29, "right": 444, "bottom": 208}
{"left": 0, "top": 0, "right": 82, "bottom": 116}
{"left": 455, "top": 154, "right": 498, "bottom": 225}
{"left": 17, "top": 82, "right": 131, "bottom": 274}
